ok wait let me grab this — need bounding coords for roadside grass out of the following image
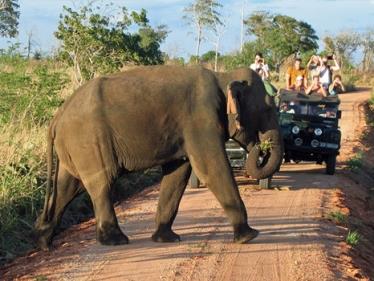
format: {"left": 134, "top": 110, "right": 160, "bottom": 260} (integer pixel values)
{"left": 327, "top": 211, "right": 348, "bottom": 225}
{"left": 0, "top": 55, "right": 67, "bottom": 263}
{"left": 347, "top": 151, "right": 364, "bottom": 173}
{"left": 346, "top": 230, "right": 360, "bottom": 247}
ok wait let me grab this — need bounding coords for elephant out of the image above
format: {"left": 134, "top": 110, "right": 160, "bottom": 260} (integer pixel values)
{"left": 35, "top": 65, "right": 283, "bottom": 250}
{"left": 214, "top": 68, "right": 283, "bottom": 179}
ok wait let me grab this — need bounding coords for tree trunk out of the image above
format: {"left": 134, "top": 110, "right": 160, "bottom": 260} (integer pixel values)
{"left": 195, "top": 24, "right": 202, "bottom": 62}
{"left": 214, "top": 41, "right": 219, "bottom": 71}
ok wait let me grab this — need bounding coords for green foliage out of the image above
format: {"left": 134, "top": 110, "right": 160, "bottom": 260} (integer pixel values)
{"left": 188, "top": 55, "right": 200, "bottom": 64}
{"left": 327, "top": 211, "right": 348, "bottom": 225}
{"left": 0, "top": 56, "right": 67, "bottom": 125}
{"left": 346, "top": 230, "right": 360, "bottom": 247}
{"left": 220, "top": 41, "right": 261, "bottom": 71}
{"left": 244, "top": 11, "right": 318, "bottom": 69}
{"left": 347, "top": 151, "right": 364, "bottom": 173}
{"left": 201, "top": 50, "right": 220, "bottom": 62}
{"left": 55, "top": 3, "right": 168, "bottom": 84}
{"left": 0, "top": 0, "right": 20, "bottom": 38}
{"left": 259, "top": 139, "right": 273, "bottom": 153}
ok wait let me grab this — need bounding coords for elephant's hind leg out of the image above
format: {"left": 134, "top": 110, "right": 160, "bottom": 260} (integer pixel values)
{"left": 71, "top": 139, "right": 128, "bottom": 246}
{"left": 35, "top": 167, "right": 83, "bottom": 250}
{"left": 152, "top": 159, "right": 191, "bottom": 242}
{"left": 78, "top": 172, "right": 128, "bottom": 246}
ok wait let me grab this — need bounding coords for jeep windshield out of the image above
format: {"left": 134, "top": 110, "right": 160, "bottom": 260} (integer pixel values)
{"left": 279, "top": 101, "right": 338, "bottom": 118}
{"left": 278, "top": 90, "right": 340, "bottom": 119}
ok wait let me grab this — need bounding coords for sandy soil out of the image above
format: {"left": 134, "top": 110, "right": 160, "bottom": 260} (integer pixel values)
{"left": 0, "top": 90, "right": 372, "bottom": 281}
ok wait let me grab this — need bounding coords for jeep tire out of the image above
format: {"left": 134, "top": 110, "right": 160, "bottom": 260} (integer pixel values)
{"left": 326, "top": 154, "right": 337, "bottom": 175}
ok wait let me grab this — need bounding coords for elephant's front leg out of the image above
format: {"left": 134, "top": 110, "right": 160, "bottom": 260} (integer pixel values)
{"left": 186, "top": 128, "right": 259, "bottom": 244}
{"left": 152, "top": 159, "right": 191, "bottom": 242}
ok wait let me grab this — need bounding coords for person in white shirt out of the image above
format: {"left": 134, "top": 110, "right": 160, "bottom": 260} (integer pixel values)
{"left": 250, "top": 52, "right": 269, "bottom": 81}
{"left": 318, "top": 55, "right": 340, "bottom": 92}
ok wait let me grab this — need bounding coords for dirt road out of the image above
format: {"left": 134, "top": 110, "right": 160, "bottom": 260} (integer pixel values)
{"left": 1, "top": 90, "right": 371, "bottom": 281}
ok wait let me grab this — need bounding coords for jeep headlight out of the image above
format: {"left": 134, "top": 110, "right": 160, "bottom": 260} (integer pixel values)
{"left": 314, "top": 128, "right": 322, "bottom": 136}
{"left": 292, "top": 125, "right": 300, "bottom": 134}
{"left": 311, "top": 139, "right": 319, "bottom": 148}
{"left": 294, "top": 138, "right": 303, "bottom": 146}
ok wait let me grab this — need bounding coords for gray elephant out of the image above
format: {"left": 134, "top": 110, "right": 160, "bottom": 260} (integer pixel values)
{"left": 35, "top": 66, "right": 283, "bottom": 249}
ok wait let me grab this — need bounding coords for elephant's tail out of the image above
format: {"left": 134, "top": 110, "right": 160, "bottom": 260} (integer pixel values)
{"left": 41, "top": 126, "right": 59, "bottom": 223}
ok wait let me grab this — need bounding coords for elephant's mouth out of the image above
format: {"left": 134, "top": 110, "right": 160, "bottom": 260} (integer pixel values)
{"left": 245, "top": 134, "right": 284, "bottom": 179}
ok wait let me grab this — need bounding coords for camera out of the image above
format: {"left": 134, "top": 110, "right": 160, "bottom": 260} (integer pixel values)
{"left": 327, "top": 54, "right": 334, "bottom": 60}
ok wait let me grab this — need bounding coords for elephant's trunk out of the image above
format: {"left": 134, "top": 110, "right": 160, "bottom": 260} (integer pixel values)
{"left": 245, "top": 128, "right": 284, "bottom": 179}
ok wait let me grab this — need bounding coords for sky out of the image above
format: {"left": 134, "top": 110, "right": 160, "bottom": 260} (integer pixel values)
{"left": 1, "top": 0, "right": 374, "bottom": 59}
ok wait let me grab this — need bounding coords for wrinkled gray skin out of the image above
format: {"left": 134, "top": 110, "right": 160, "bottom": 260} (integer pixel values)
{"left": 35, "top": 66, "right": 281, "bottom": 249}
{"left": 214, "top": 68, "right": 283, "bottom": 179}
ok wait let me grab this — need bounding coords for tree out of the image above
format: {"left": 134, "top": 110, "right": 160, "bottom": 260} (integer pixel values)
{"left": 361, "top": 28, "right": 374, "bottom": 72}
{"left": 0, "top": 0, "right": 20, "bottom": 38}
{"left": 55, "top": 3, "right": 168, "bottom": 85}
{"left": 206, "top": 2, "right": 225, "bottom": 71}
{"left": 244, "top": 11, "right": 318, "bottom": 70}
{"left": 183, "top": 0, "right": 222, "bottom": 61}
{"left": 323, "top": 31, "right": 360, "bottom": 70}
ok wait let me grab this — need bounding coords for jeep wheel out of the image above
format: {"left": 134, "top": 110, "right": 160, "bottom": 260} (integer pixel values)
{"left": 326, "top": 154, "right": 337, "bottom": 175}
{"left": 189, "top": 170, "right": 200, "bottom": 188}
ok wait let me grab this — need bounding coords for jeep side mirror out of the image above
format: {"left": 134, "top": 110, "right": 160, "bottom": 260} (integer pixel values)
{"left": 337, "top": 110, "right": 342, "bottom": 119}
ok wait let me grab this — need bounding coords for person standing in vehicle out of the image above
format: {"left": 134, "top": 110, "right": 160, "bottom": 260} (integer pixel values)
{"left": 250, "top": 52, "right": 269, "bottom": 81}
{"left": 286, "top": 58, "right": 308, "bottom": 90}
{"left": 318, "top": 55, "right": 340, "bottom": 92}
{"left": 307, "top": 55, "right": 321, "bottom": 79}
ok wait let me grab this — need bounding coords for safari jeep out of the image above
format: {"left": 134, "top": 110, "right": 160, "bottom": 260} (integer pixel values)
{"left": 278, "top": 90, "right": 342, "bottom": 175}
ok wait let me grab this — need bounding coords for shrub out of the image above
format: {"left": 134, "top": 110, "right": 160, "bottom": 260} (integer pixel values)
{"left": 346, "top": 230, "right": 360, "bottom": 247}
{"left": 347, "top": 151, "right": 364, "bottom": 173}
{"left": 327, "top": 211, "right": 348, "bottom": 225}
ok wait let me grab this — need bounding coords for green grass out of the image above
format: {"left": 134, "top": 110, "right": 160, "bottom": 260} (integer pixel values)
{"left": 327, "top": 211, "right": 348, "bottom": 225}
{"left": 347, "top": 151, "right": 364, "bottom": 173}
{"left": 346, "top": 230, "right": 360, "bottom": 247}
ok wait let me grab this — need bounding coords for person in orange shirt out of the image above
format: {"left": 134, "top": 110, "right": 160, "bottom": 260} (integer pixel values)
{"left": 286, "top": 58, "right": 308, "bottom": 90}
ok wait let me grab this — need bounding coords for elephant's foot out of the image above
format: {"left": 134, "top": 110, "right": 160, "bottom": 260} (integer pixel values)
{"left": 97, "top": 223, "right": 129, "bottom": 246}
{"left": 34, "top": 219, "right": 55, "bottom": 251}
{"left": 233, "top": 224, "right": 259, "bottom": 244}
{"left": 152, "top": 228, "right": 181, "bottom": 242}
